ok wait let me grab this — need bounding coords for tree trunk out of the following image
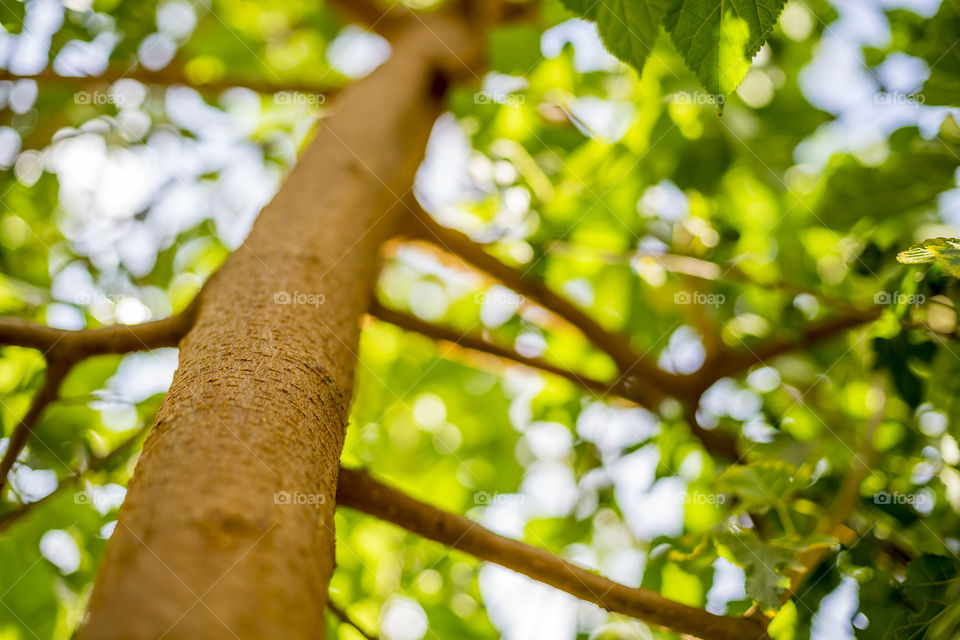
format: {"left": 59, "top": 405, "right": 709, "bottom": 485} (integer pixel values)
{"left": 79, "top": 16, "right": 474, "bottom": 640}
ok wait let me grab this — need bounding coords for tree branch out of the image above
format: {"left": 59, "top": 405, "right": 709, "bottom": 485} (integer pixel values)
{"left": 690, "top": 310, "right": 880, "bottom": 395}
{"left": 403, "top": 209, "right": 681, "bottom": 396}
{"left": 368, "top": 302, "right": 744, "bottom": 458}
{"left": 0, "top": 304, "right": 196, "bottom": 359}
{"left": 0, "top": 424, "right": 150, "bottom": 532}
{"left": 0, "top": 305, "right": 196, "bottom": 491}
{"left": 324, "top": 0, "right": 409, "bottom": 36}
{"left": 0, "top": 361, "right": 71, "bottom": 492}
{"left": 683, "top": 404, "right": 744, "bottom": 462}
{"left": 543, "top": 241, "right": 865, "bottom": 316}
{"left": 368, "top": 301, "right": 623, "bottom": 400}
{"left": 542, "top": 241, "right": 885, "bottom": 390}
{"left": 336, "top": 467, "right": 769, "bottom": 640}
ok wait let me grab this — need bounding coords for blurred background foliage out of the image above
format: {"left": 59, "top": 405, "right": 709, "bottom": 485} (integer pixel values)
{"left": 1, "top": 0, "right": 960, "bottom": 638}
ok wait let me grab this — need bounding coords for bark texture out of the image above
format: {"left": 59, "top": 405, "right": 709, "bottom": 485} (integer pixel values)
{"left": 79, "top": 16, "right": 474, "bottom": 640}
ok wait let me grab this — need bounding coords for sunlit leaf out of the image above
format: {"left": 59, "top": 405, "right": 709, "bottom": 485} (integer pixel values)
{"left": 716, "top": 530, "right": 795, "bottom": 611}
{"left": 663, "top": 0, "right": 787, "bottom": 99}
{"left": 897, "top": 237, "right": 960, "bottom": 277}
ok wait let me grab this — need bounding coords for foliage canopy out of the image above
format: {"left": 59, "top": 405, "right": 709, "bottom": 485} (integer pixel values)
{"left": 1, "top": 0, "right": 960, "bottom": 638}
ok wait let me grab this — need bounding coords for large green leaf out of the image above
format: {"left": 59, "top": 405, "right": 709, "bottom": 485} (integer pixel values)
{"left": 663, "top": 0, "right": 787, "bottom": 99}
{"left": 884, "top": 555, "right": 960, "bottom": 640}
{"left": 561, "top": 0, "right": 671, "bottom": 74}
{"left": 816, "top": 128, "right": 959, "bottom": 230}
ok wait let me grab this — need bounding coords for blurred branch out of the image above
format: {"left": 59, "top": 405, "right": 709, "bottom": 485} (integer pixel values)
{"left": 691, "top": 310, "right": 881, "bottom": 395}
{"left": 368, "top": 301, "right": 618, "bottom": 398}
{"left": 0, "top": 424, "right": 149, "bottom": 532}
{"left": 324, "top": 0, "right": 409, "bottom": 36}
{"left": 544, "top": 241, "right": 865, "bottom": 315}
{"left": 544, "top": 241, "right": 886, "bottom": 376}
{"left": 336, "top": 467, "right": 769, "bottom": 640}
{"left": 402, "top": 209, "right": 682, "bottom": 395}
{"left": 0, "top": 361, "right": 70, "bottom": 493}
{"left": 0, "top": 68, "right": 337, "bottom": 97}
{"left": 368, "top": 302, "right": 744, "bottom": 458}
{"left": 326, "top": 600, "right": 379, "bottom": 640}
{"left": 0, "top": 303, "right": 196, "bottom": 358}
{"left": 0, "top": 304, "right": 196, "bottom": 491}
{"left": 683, "top": 404, "right": 744, "bottom": 462}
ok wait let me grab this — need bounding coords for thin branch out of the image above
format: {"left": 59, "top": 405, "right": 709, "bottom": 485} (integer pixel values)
{"left": 0, "top": 424, "right": 150, "bottom": 532}
{"left": 0, "top": 68, "right": 336, "bottom": 97}
{"left": 368, "top": 301, "right": 622, "bottom": 400}
{"left": 544, "top": 241, "right": 863, "bottom": 315}
{"left": 403, "top": 209, "right": 681, "bottom": 395}
{"left": 0, "top": 304, "right": 197, "bottom": 491}
{"left": 683, "top": 404, "right": 743, "bottom": 462}
{"left": 327, "top": 600, "right": 379, "bottom": 640}
{"left": 324, "top": 0, "right": 409, "bottom": 36}
{"left": 368, "top": 302, "right": 744, "bottom": 458}
{"left": 0, "top": 304, "right": 196, "bottom": 359}
{"left": 542, "top": 241, "right": 888, "bottom": 390}
{"left": 0, "top": 360, "right": 71, "bottom": 492}
{"left": 690, "top": 310, "right": 880, "bottom": 395}
{"left": 336, "top": 467, "right": 769, "bottom": 640}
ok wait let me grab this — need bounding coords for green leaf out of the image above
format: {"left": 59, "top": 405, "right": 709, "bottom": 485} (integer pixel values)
{"left": 816, "top": 128, "right": 959, "bottom": 230}
{"left": 897, "top": 237, "right": 960, "bottom": 277}
{"left": 907, "top": 0, "right": 960, "bottom": 106}
{"left": 560, "top": 0, "right": 671, "bottom": 74}
{"left": 717, "top": 460, "right": 805, "bottom": 509}
{"left": 884, "top": 555, "right": 960, "bottom": 640}
{"left": 716, "top": 530, "right": 794, "bottom": 611}
{"left": 663, "top": 0, "right": 787, "bottom": 99}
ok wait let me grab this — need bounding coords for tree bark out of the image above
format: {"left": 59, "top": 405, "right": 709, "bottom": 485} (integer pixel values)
{"left": 79, "top": 16, "right": 475, "bottom": 640}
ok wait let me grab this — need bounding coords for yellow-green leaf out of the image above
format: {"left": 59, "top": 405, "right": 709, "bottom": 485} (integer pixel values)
{"left": 897, "top": 237, "right": 960, "bottom": 277}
